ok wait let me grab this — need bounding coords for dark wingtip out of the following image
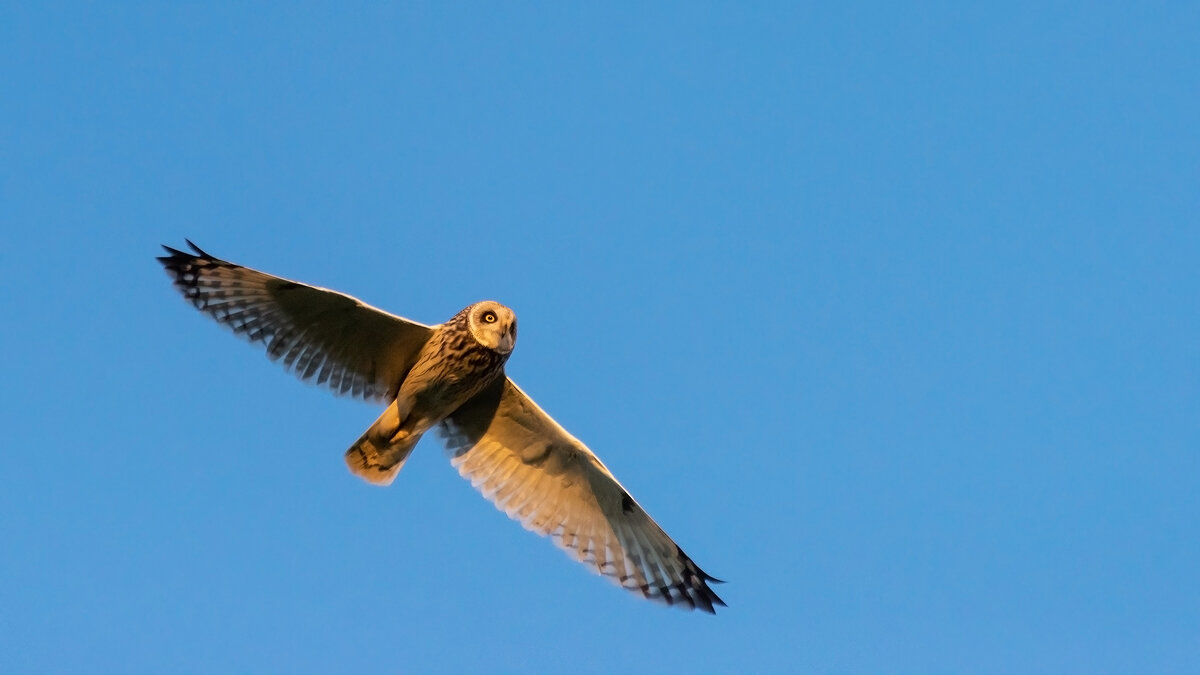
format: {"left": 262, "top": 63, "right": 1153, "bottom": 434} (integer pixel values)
{"left": 157, "top": 240, "right": 221, "bottom": 267}
{"left": 653, "top": 544, "right": 727, "bottom": 614}
{"left": 157, "top": 243, "right": 187, "bottom": 263}
{"left": 686, "top": 550, "right": 727, "bottom": 612}
{"left": 184, "top": 238, "right": 213, "bottom": 258}
{"left": 690, "top": 587, "right": 724, "bottom": 615}
{"left": 701, "top": 583, "right": 727, "bottom": 612}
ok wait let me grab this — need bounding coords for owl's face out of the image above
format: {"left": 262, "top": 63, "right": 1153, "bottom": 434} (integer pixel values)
{"left": 466, "top": 301, "right": 517, "bottom": 354}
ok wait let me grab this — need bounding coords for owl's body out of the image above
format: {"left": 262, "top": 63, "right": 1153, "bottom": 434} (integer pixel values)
{"left": 158, "top": 241, "right": 725, "bottom": 613}
{"left": 347, "top": 302, "right": 515, "bottom": 484}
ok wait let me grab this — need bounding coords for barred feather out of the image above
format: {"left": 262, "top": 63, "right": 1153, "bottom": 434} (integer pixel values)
{"left": 157, "top": 240, "right": 433, "bottom": 402}
{"left": 440, "top": 378, "right": 725, "bottom": 613}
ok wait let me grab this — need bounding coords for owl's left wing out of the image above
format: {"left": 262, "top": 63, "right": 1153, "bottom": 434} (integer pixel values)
{"left": 438, "top": 377, "right": 725, "bottom": 613}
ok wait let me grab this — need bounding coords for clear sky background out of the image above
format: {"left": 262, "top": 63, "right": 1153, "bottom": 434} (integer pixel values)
{"left": 2, "top": 3, "right": 1197, "bottom": 673}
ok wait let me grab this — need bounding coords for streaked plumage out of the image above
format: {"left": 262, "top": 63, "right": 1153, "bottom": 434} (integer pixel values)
{"left": 158, "top": 240, "right": 724, "bottom": 613}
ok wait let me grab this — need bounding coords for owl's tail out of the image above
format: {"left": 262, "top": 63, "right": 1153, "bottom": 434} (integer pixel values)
{"left": 344, "top": 400, "right": 421, "bottom": 486}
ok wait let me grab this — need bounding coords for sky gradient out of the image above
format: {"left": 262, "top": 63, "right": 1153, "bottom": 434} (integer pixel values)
{"left": 2, "top": 3, "right": 1198, "bottom": 673}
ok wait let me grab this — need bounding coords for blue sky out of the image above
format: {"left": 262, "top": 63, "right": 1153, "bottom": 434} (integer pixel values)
{"left": 2, "top": 2, "right": 1197, "bottom": 672}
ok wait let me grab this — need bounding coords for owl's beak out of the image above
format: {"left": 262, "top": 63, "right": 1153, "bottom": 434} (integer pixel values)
{"left": 497, "top": 324, "right": 516, "bottom": 353}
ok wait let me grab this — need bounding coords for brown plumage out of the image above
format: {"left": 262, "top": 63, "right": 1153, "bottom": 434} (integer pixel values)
{"left": 344, "top": 304, "right": 512, "bottom": 484}
{"left": 158, "top": 241, "right": 725, "bottom": 613}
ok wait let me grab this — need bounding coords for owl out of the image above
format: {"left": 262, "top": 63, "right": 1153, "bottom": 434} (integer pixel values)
{"left": 158, "top": 241, "right": 725, "bottom": 613}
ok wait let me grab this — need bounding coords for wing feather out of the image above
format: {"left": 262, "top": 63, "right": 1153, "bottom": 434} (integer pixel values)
{"left": 439, "top": 377, "right": 725, "bottom": 613}
{"left": 158, "top": 241, "right": 434, "bottom": 403}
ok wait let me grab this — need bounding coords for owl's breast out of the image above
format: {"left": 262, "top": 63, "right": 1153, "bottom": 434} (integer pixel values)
{"left": 401, "top": 331, "right": 509, "bottom": 422}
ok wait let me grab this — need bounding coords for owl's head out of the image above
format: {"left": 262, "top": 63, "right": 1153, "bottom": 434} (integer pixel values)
{"left": 466, "top": 301, "right": 517, "bottom": 354}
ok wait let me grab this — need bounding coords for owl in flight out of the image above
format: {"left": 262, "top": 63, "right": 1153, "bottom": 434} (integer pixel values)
{"left": 158, "top": 241, "right": 724, "bottom": 613}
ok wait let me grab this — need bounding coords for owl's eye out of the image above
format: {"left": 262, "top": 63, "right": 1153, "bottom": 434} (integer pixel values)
{"left": 482, "top": 311, "right": 498, "bottom": 323}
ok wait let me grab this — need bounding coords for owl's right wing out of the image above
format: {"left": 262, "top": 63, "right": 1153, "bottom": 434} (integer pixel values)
{"left": 439, "top": 377, "right": 725, "bottom": 613}
{"left": 158, "top": 240, "right": 434, "bottom": 403}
